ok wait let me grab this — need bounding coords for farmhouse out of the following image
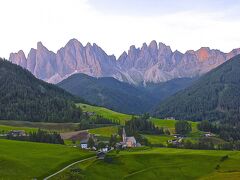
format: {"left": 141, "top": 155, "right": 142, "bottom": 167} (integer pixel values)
{"left": 8, "top": 130, "right": 26, "bottom": 137}
{"left": 122, "top": 128, "right": 137, "bottom": 148}
{"left": 204, "top": 132, "right": 214, "bottom": 137}
{"left": 78, "top": 132, "right": 96, "bottom": 149}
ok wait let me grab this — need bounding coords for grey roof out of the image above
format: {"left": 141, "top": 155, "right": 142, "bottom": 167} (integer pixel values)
{"left": 126, "top": 136, "right": 136, "bottom": 143}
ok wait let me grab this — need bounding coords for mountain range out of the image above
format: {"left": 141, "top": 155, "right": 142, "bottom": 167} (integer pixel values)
{"left": 154, "top": 54, "right": 240, "bottom": 124}
{"left": 9, "top": 39, "right": 240, "bottom": 85}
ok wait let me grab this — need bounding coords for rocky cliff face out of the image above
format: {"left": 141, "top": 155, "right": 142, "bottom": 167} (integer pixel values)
{"left": 10, "top": 39, "right": 121, "bottom": 83}
{"left": 9, "top": 39, "right": 240, "bottom": 84}
{"left": 117, "top": 41, "right": 240, "bottom": 84}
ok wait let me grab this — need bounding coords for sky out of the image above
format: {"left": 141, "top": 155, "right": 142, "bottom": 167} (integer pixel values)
{"left": 0, "top": 0, "right": 240, "bottom": 58}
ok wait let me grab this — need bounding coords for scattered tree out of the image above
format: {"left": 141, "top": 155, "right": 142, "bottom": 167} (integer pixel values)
{"left": 175, "top": 121, "right": 192, "bottom": 135}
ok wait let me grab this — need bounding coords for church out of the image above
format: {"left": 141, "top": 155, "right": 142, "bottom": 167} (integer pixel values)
{"left": 122, "top": 128, "right": 137, "bottom": 148}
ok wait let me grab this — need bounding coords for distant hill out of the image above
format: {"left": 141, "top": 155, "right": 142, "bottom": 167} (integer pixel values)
{"left": 58, "top": 73, "right": 194, "bottom": 114}
{"left": 154, "top": 54, "right": 240, "bottom": 124}
{"left": 0, "top": 58, "right": 84, "bottom": 122}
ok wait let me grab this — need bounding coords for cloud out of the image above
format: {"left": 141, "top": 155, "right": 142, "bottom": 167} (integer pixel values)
{"left": 0, "top": 0, "right": 240, "bottom": 59}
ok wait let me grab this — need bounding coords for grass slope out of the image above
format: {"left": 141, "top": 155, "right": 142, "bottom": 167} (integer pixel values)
{"left": 0, "top": 120, "right": 79, "bottom": 132}
{"left": 52, "top": 148, "right": 240, "bottom": 180}
{"left": 78, "top": 103, "right": 132, "bottom": 124}
{"left": 0, "top": 125, "right": 37, "bottom": 133}
{"left": 89, "top": 126, "right": 118, "bottom": 137}
{"left": 0, "top": 139, "right": 93, "bottom": 179}
{"left": 150, "top": 118, "right": 198, "bottom": 133}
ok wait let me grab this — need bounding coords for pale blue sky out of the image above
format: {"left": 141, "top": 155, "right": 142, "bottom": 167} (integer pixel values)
{"left": 88, "top": 0, "right": 239, "bottom": 17}
{"left": 0, "top": 0, "right": 240, "bottom": 58}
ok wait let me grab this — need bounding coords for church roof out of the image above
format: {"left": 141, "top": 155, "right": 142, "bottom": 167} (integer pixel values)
{"left": 126, "top": 136, "right": 136, "bottom": 142}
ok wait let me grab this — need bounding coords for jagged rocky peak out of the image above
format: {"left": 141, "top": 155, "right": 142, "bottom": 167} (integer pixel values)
{"left": 9, "top": 39, "right": 240, "bottom": 85}
{"left": 9, "top": 50, "right": 27, "bottom": 68}
{"left": 196, "top": 47, "right": 211, "bottom": 62}
{"left": 149, "top": 40, "right": 158, "bottom": 49}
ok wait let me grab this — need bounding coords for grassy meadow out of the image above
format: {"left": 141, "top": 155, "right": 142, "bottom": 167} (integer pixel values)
{"left": 0, "top": 124, "right": 37, "bottom": 133}
{"left": 89, "top": 126, "right": 118, "bottom": 137}
{"left": 52, "top": 147, "right": 240, "bottom": 180}
{"left": 0, "top": 120, "right": 79, "bottom": 132}
{"left": 0, "top": 139, "right": 94, "bottom": 179}
{"left": 143, "top": 134, "right": 173, "bottom": 145}
{"left": 78, "top": 103, "right": 132, "bottom": 124}
{"left": 150, "top": 118, "right": 199, "bottom": 133}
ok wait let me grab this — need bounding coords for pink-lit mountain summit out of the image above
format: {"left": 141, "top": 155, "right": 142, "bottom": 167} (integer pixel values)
{"left": 9, "top": 39, "right": 240, "bottom": 84}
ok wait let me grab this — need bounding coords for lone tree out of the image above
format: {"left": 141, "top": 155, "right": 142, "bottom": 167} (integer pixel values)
{"left": 109, "top": 134, "right": 117, "bottom": 147}
{"left": 87, "top": 137, "right": 95, "bottom": 148}
{"left": 175, "top": 121, "right": 192, "bottom": 135}
{"left": 97, "top": 142, "right": 106, "bottom": 150}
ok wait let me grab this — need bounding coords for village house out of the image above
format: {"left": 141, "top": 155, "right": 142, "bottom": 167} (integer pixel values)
{"left": 99, "top": 147, "right": 108, "bottom": 153}
{"left": 8, "top": 130, "right": 26, "bottom": 137}
{"left": 65, "top": 130, "right": 96, "bottom": 149}
{"left": 204, "top": 132, "right": 214, "bottom": 137}
{"left": 78, "top": 132, "right": 97, "bottom": 149}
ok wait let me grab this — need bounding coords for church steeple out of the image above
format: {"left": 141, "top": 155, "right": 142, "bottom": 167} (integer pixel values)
{"left": 122, "top": 128, "right": 126, "bottom": 143}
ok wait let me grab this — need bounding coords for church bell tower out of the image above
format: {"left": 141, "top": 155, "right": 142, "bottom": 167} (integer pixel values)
{"left": 122, "top": 128, "right": 126, "bottom": 143}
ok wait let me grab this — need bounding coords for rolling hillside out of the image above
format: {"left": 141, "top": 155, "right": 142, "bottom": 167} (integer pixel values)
{"left": 78, "top": 103, "right": 132, "bottom": 124}
{"left": 0, "top": 59, "right": 84, "bottom": 122}
{"left": 0, "top": 139, "right": 93, "bottom": 179}
{"left": 154, "top": 54, "right": 240, "bottom": 123}
{"left": 58, "top": 73, "right": 194, "bottom": 114}
{"left": 52, "top": 148, "right": 240, "bottom": 179}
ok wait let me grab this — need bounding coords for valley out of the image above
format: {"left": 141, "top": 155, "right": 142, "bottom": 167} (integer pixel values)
{"left": 0, "top": 102, "right": 234, "bottom": 179}
{"left": 2, "top": 1, "right": 240, "bottom": 179}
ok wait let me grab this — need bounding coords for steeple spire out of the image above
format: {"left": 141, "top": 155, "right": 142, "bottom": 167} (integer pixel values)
{"left": 122, "top": 128, "right": 126, "bottom": 143}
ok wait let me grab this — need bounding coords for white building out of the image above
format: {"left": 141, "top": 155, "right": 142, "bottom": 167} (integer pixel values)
{"left": 80, "top": 143, "right": 88, "bottom": 149}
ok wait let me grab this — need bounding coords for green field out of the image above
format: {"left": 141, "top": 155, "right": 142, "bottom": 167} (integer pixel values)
{"left": 78, "top": 103, "right": 132, "bottom": 124}
{"left": 150, "top": 118, "right": 199, "bottom": 133}
{"left": 0, "top": 120, "right": 78, "bottom": 132}
{"left": 0, "top": 139, "right": 94, "bottom": 179}
{"left": 52, "top": 148, "right": 240, "bottom": 180}
{"left": 89, "top": 126, "right": 118, "bottom": 137}
{"left": 143, "top": 134, "right": 173, "bottom": 145}
{"left": 0, "top": 124, "right": 37, "bottom": 133}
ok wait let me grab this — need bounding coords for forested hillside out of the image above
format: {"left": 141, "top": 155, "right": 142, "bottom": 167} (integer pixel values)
{"left": 0, "top": 59, "right": 83, "bottom": 122}
{"left": 154, "top": 54, "right": 240, "bottom": 124}
{"left": 58, "top": 73, "right": 194, "bottom": 114}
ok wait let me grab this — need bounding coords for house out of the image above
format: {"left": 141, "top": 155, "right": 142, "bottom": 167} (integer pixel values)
{"left": 8, "top": 130, "right": 26, "bottom": 137}
{"left": 99, "top": 147, "right": 108, "bottom": 153}
{"left": 122, "top": 128, "right": 137, "bottom": 148}
{"left": 97, "top": 152, "right": 106, "bottom": 160}
{"left": 80, "top": 142, "right": 88, "bottom": 149}
{"left": 164, "top": 117, "right": 175, "bottom": 120}
{"left": 79, "top": 133, "right": 97, "bottom": 149}
{"left": 168, "top": 137, "right": 183, "bottom": 145}
{"left": 204, "top": 132, "right": 214, "bottom": 137}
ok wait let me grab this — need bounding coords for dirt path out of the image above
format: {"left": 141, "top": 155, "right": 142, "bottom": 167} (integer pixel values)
{"left": 43, "top": 156, "right": 96, "bottom": 180}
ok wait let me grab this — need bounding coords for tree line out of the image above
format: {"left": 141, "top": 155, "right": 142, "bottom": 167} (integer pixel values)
{"left": 78, "top": 114, "right": 120, "bottom": 130}
{"left": 7, "top": 129, "right": 64, "bottom": 144}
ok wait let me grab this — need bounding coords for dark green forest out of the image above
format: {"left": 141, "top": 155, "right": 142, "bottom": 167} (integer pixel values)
{"left": 58, "top": 73, "right": 194, "bottom": 114}
{"left": 0, "top": 58, "right": 84, "bottom": 122}
{"left": 154, "top": 54, "right": 240, "bottom": 125}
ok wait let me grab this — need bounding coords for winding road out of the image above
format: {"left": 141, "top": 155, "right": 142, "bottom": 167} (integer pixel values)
{"left": 43, "top": 156, "right": 96, "bottom": 180}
